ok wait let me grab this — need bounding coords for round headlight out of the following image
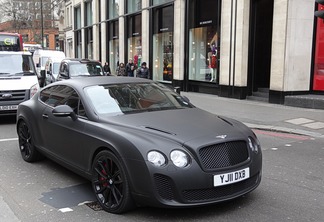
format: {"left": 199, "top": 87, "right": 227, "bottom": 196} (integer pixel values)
{"left": 248, "top": 137, "right": 260, "bottom": 154}
{"left": 170, "top": 150, "right": 189, "bottom": 168}
{"left": 147, "top": 151, "right": 166, "bottom": 167}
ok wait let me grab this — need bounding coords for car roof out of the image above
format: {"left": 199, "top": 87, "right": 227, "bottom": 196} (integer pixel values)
{"left": 62, "top": 58, "right": 101, "bottom": 64}
{"left": 48, "top": 76, "right": 152, "bottom": 90}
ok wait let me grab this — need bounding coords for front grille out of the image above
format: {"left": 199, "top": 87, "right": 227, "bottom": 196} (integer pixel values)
{"left": 0, "top": 90, "right": 28, "bottom": 102}
{"left": 182, "top": 174, "right": 259, "bottom": 202}
{"left": 154, "top": 174, "right": 175, "bottom": 201}
{"left": 199, "top": 141, "right": 249, "bottom": 170}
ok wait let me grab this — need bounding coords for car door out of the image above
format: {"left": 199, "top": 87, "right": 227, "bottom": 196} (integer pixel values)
{"left": 40, "top": 85, "right": 88, "bottom": 170}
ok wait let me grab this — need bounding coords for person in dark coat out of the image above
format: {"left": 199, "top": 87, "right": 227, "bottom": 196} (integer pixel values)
{"left": 126, "top": 58, "right": 136, "bottom": 77}
{"left": 103, "top": 62, "right": 111, "bottom": 75}
{"left": 116, "top": 63, "right": 127, "bottom": 76}
{"left": 136, "top": 62, "right": 150, "bottom": 79}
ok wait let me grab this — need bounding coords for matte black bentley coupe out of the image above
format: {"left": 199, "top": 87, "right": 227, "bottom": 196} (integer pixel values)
{"left": 16, "top": 76, "right": 262, "bottom": 214}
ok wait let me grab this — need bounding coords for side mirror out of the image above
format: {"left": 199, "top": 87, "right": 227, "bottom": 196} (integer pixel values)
{"left": 52, "top": 105, "right": 77, "bottom": 121}
{"left": 182, "top": 96, "right": 190, "bottom": 104}
{"left": 174, "top": 86, "right": 181, "bottom": 94}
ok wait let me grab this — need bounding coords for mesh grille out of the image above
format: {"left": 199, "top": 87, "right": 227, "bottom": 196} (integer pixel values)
{"left": 154, "top": 174, "right": 175, "bottom": 200}
{"left": 182, "top": 174, "right": 259, "bottom": 202}
{"left": 199, "top": 141, "right": 249, "bottom": 170}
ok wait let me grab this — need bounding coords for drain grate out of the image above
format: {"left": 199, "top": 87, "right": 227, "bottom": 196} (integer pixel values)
{"left": 85, "top": 201, "right": 103, "bottom": 211}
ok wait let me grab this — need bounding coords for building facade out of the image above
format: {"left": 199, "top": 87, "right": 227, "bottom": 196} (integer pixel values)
{"left": 63, "top": 0, "right": 322, "bottom": 104}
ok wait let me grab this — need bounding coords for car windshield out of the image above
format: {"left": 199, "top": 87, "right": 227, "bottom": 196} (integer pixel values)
{"left": 0, "top": 54, "right": 36, "bottom": 76}
{"left": 70, "top": 63, "right": 103, "bottom": 77}
{"left": 85, "top": 82, "right": 193, "bottom": 115}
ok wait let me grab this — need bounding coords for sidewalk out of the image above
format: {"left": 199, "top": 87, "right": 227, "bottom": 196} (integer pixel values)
{"left": 181, "top": 92, "right": 324, "bottom": 138}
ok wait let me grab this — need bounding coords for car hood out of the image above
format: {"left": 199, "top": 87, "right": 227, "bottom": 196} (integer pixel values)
{"left": 104, "top": 108, "right": 249, "bottom": 146}
{"left": 0, "top": 76, "right": 39, "bottom": 90}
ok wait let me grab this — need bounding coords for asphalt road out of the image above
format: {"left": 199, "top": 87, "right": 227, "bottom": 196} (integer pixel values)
{"left": 0, "top": 116, "right": 324, "bottom": 222}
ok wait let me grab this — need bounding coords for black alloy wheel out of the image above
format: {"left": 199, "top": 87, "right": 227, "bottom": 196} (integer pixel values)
{"left": 91, "top": 150, "right": 134, "bottom": 214}
{"left": 17, "top": 120, "right": 42, "bottom": 162}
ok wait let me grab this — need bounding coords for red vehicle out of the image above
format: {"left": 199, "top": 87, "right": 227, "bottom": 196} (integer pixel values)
{"left": 0, "top": 32, "right": 24, "bottom": 51}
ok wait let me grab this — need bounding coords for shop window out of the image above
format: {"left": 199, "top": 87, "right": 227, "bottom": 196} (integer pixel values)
{"left": 188, "top": 0, "right": 220, "bottom": 83}
{"left": 152, "top": 5, "right": 174, "bottom": 82}
{"left": 127, "top": 0, "right": 141, "bottom": 14}
{"left": 75, "top": 30, "right": 82, "bottom": 58}
{"left": 127, "top": 14, "right": 142, "bottom": 69}
{"left": 85, "top": 27, "right": 93, "bottom": 59}
{"left": 108, "top": 20, "right": 119, "bottom": 75}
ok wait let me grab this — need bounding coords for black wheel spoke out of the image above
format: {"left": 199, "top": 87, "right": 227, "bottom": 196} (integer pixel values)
{"left": 111, "top": 186, "right": 122, "bottom": 205}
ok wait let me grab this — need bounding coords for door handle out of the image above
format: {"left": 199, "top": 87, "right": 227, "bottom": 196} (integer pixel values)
{"left": 42, "top": 114, "right": 49, "bottom": 119}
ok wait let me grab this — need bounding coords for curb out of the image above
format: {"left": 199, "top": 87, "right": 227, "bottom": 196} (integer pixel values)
{"left": 244, "top": 123, "right": 324, "bottom": 138}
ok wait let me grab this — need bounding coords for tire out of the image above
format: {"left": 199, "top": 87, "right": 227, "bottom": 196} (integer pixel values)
{"left": 91, "top": 150, "right": 135, "bottom": 214}
{"left": 17, "top": 120, "right": 42, "bottom": 162}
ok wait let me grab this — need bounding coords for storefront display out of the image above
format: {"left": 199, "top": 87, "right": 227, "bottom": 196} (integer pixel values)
{"left": 108, "top": 20, "right": 119, "bottom": 75}
{"left": 152, "top": 5, "right": 174, "bottom": 82}
{"left": 127, "top": 14, "right": 142, "bottom": 72}
{"left": 187, "top": 0, "right": 220, "bottom": 83}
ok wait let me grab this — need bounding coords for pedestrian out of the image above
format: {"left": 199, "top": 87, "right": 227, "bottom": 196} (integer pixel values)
{"left": 103, "top": 62, "right": 111, "bottom": 75}
{"left": 136, "top": 62, "right": 150, "bottom": 79}
{"left": 116, "top": 62, "right": 126, "bottom": 76}
{"left": 126, "top": 58, "right": 136, "bottom": 77}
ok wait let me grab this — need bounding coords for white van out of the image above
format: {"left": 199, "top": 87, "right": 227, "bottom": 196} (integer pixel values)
{"left": 44, "top": 57, "right": 63, "bottom": 86}
{"left": 33, "top": 49, "right": 65, "bottom": 86}
{"left": 0, "top": 51, "right": 40, "bottom": 116}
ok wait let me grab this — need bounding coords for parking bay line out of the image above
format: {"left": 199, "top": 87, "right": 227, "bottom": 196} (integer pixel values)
{"left": 0, "top": 138, "right": 18, "bottom": 142}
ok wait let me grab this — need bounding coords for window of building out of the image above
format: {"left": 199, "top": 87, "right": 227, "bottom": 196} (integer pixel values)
{"left": 188, "top": 0, "right": 220, "bottom": 83}
{"left": 152, "top": 5, "right": 174, "bottom": 82}
{"left": 127, "top": 0, "right": 141, "bottom": 14}
{"left": 108, "top": 0, "right": 120, "bottom": 19}
{"left": 75, "top": 6, "right": 82, "bottom": 58}
{"left": 127, "top": 14, "right": 142, "bottom": 69}
{"left": 108, "top": 20, "right": 119, "bottom": 75}
{"left": 75, "top": 6, "right": 81, "bottom": 29}
{"left": 85, "top": 1, "right": 93, "bottom": 26}
{"left": 152, "top": 0, "right": 172, "bottom": 6}
{"left": 85, "top": 1, "right": 93, "bottom": 59}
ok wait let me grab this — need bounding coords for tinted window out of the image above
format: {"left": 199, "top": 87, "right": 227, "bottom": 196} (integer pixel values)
{"left": 40, "top": 85, "right": 87, "bottom": 117}
{"left": 84, "top": 82, "right": 193, "bottom": 115}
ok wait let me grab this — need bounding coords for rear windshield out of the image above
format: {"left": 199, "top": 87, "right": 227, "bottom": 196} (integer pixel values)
{"left": 70, "top": 63, "right": 103, "bottom": 77}
{"left": 0, "top": 54, "right": 36, "bottom": 76}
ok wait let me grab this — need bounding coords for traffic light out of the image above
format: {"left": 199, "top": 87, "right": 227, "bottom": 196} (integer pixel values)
{"left": 315, "top": 0, "right": 324, "bottom": 19}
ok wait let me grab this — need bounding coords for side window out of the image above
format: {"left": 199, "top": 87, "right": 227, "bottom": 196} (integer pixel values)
{"left": 40, "top": 85, "right": 87, "bottom": 118}
{"left": 40, "top": 85, "right": 67, "bottom": 107}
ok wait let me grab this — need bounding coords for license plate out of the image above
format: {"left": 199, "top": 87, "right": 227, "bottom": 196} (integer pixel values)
{"left": 214, "top": 168, "right": 250, "bottom": 187}
{"left": 0, "top": 105, "right": 18, "bottom": 111}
